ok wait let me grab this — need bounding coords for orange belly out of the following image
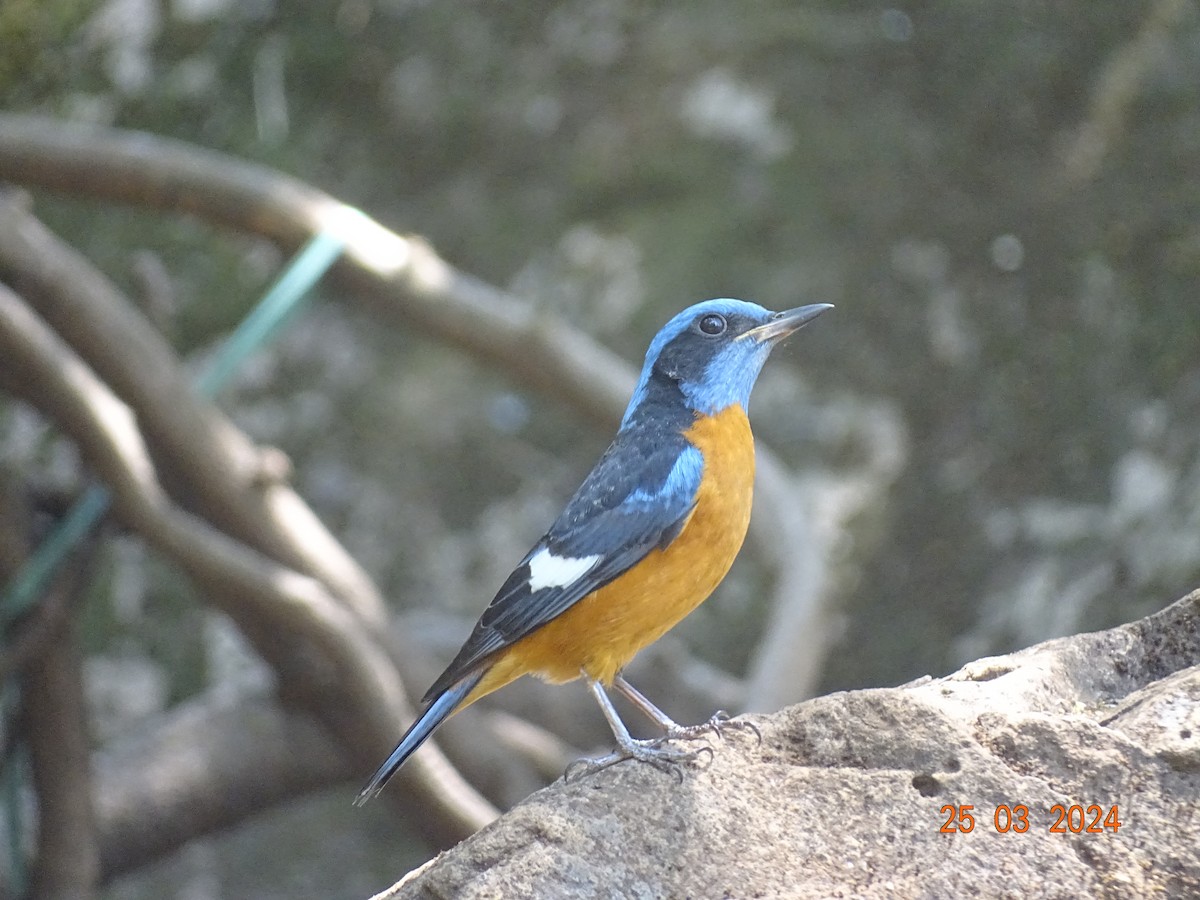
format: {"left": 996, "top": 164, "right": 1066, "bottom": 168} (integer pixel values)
{"left": 467, "top": 404, "right": 755, "bottom": 703}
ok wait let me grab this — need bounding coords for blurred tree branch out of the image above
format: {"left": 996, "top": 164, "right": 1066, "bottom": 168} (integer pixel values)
{"left": 0, "top": 489, "right": 101, "bottom": 900}
{"left": 0, "top": 278, "right": 496, "bottom": 856}
{"left": 0, "top": 189, "right": 384, "bottom": 624}
{"left": 0, "top": 487, "right": 76, "bottom": 682}
{"left": 25, "top": 615, "right": 99, "bottom": 900}
{"left": 1058, "top": 0, "right": 1190, "bottom": 187}
{"left": 93, "top": 692, "right": 350, "bottom": 881}
{"left": 0, "top": 115, "right": 633, "bottom": 425}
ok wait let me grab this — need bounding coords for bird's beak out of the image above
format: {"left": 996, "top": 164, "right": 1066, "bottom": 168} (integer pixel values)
{"left": 740, "top": 303, "right": 834, "bottom": 344}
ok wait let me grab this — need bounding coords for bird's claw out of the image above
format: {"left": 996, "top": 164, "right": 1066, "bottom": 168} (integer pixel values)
{"left": 713, "top": 711, "right": 762, "bottom": 744}
{"left": 664, "top": 710, "right": 762, "bottom": 745}
{"left": 564, "top": 737, "right": 714, "bottom": 782}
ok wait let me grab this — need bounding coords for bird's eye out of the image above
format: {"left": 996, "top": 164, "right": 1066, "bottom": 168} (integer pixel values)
{"left": 698, "top": 314, "right": 726, "bottom": 335}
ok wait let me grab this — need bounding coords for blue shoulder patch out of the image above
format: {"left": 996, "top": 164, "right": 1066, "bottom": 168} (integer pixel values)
{"left": 623, "top": 444, "right": 703, "bottom": 511}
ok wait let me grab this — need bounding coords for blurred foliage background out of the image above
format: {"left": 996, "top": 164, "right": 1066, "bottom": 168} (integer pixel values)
{"left": 2, "top": 0, "right": 1199, "bottom": 896}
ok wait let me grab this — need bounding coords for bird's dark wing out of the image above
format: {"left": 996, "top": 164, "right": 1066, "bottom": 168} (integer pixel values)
{"left": 423, "top": 423, "right": 701, "bottom": 701}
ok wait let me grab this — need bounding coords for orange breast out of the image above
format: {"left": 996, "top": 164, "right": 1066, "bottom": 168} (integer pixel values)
{"left": 469, "top": 404, "right": 755, "bottom": 702}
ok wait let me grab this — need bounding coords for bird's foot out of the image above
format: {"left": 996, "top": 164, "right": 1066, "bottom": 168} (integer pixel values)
{"left": 665, "top": 710, "right": 762, "bottom": 745}
{"left": 564, "top": 736, "right": 713, "bottom": 782}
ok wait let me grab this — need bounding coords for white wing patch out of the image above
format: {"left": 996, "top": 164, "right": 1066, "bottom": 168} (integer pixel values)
{"left": 526, "top": 548, "right": 601, "bottom": 592}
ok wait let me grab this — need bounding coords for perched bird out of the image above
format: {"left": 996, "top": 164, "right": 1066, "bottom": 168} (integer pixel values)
{"left": 356, "top": 298, "right": 831, "bottom": 804}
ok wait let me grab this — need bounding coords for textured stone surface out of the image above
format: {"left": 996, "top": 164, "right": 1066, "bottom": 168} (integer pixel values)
{"left": 383, "top": 590, "right": 1200, "bottom": 898}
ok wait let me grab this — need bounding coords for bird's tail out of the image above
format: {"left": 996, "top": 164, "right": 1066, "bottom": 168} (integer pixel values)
{"left": 353, "top": 670, "right": 485, "bottom": 806}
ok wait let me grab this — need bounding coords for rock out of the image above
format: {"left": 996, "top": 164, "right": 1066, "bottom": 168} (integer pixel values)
{"left": 381, "top": 590, "right": 1200, "bottom": 898}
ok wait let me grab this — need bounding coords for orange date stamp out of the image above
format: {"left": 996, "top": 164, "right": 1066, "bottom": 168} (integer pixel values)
{"left": 939, "top": 803, "right": 1122, "bottom": 834}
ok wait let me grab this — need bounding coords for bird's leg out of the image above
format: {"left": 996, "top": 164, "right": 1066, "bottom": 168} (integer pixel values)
{"left": 612, "top": 673, "right": 761, "bottom": 745}
{"left": 564, "top": 678, "right": 713, "bottom": 780}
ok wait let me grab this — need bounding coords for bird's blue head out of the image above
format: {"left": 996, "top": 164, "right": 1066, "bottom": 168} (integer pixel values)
{"left": 621, "top": 298, "right": 832, "bottom": 427}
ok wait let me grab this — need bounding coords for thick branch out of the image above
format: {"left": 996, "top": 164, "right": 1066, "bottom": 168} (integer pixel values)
{"left": 0, "top": 490, "right": 99, "bottom": 900}
{"left": 0, "top": 115, "right": 631, "bottom": 425}
{"left": 93, "top": 692, "right": 350, "bottom": 881}
{"left": 0, "top": 190, "right": 383, "bottom": 625}
{"left": 0, "top": 486, "right": 75, "bottom": 681}
{"left": 25, "top": 617, "right": 99, "bottom": 900}
{"left": 0, "top": 283, "right": 497, "bottom": 847}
